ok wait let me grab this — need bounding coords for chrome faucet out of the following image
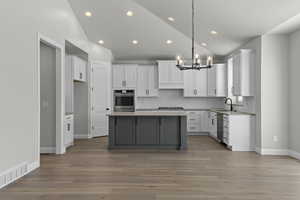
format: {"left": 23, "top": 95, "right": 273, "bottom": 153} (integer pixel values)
{"left": 225, "top": 97, "right": 234, "bottom": 111}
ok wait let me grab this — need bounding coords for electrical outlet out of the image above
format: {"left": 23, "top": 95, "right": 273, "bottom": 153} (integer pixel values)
{"left": 273, "top": 136, "right": 278, "bottom": 142}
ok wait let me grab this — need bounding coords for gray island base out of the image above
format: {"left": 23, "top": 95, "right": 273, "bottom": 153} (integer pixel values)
{"left": 108, "top": 112, "right": 187, "bottom": 150}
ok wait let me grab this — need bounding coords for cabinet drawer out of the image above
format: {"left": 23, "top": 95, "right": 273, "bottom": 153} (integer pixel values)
{"left": 188, "top": 125, "right": 201, "bottom": 132}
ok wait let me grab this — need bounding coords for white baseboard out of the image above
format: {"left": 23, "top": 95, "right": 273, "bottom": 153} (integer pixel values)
{"left": 40, "top": 147, "right": 56, "bottom": 154}
{"left": 255, "top": 147, "right": 262, "bottom": 154}
{"left": 259, "top": 148, "right": 289, "bottom": 155}
{"left": 289, "top": 150, "right": 300, "bottom": 160}
{"left": 74, "top": 134, "right": 92, "bottom": 139}
{"left": 231, "top": 146, "right": 254, "bottom": 152}
{"left": 0, "top": 160, "right": 39, "bottom": 189}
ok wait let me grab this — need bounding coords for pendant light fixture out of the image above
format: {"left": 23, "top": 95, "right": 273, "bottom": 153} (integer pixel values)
{"left": 176, "top": 0, "right": 213, "bottom": 70}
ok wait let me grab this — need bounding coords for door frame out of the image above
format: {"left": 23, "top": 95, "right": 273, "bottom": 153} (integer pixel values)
{"left": 37, "top": 33, "right": 65, "bottom": 161}
{"left": 90, "top": 61, "right": 112, "bottom": 138}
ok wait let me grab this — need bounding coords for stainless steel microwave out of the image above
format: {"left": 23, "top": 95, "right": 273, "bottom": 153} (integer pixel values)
{"left": 113, "top": 90, "right": 135, "bottom": 112}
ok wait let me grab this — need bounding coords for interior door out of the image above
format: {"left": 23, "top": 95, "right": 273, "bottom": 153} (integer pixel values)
{"left": 91, "top": 62, "right": 111, "bottom": 137}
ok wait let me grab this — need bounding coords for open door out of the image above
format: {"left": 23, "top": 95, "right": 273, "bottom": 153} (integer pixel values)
{"left": 91, "top": 61, "right": 111, "bottom": 137}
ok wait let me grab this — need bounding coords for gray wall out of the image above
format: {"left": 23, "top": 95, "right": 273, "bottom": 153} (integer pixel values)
{"left": 288, "top": 29, "right": 300, "bottom": 154}
{"left": 0, "top": 0, "right": 112, "bottom": 173}
{"left": 261, "top": 35, "right": 289, "bottom": 150}
{"left": 40, "top": 43, "right": 56, "bottom": 148}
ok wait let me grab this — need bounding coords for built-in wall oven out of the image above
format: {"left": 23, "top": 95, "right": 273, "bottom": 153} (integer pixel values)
{"left": 114, "top": 90, "right": 135, "bottom": 112}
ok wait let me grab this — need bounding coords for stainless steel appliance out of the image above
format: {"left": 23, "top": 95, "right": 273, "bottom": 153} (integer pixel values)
{"left": 114, "top": 90, "right": 135, "bottom": 112}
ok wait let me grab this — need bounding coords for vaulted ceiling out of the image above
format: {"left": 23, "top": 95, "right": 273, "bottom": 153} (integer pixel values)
{"left": 68, "top": 0, "right": 300, "bottom": 60}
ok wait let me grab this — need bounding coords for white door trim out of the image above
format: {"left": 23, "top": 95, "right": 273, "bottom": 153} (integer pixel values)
{"left": 90, "top": 60, "right": 112, "bottom": 138}
{"left": 37, "top": 33, "right": 65, "bottom": 162}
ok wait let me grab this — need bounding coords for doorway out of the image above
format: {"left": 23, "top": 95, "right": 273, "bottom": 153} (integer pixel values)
{"left": 38, "top": 33, "right": 65, "bottom": 159}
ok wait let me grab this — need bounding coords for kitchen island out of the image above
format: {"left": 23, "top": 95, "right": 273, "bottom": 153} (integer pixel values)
{"left": 107, "top": 112, "right": 187, "bottom": 150}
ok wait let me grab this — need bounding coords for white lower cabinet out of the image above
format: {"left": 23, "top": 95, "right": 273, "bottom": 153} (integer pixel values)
{"left": 223, "top": 114, "right": 254, "bottom": 151}
{"left": 64, "top": 114, "right": 74, "bottom": 148}
{"left": 187, "top": 111, "right": 210, "bottom": 133}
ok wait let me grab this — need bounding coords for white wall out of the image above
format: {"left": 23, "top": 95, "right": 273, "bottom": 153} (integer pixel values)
{"left": 261, "top": 35, "right": 289, "bottom": 150}
{"left": 0, "top": 0, "right": 112, "bottom": 173}
{"left": 288, "top": 30, "right": 300, "bottom": 154}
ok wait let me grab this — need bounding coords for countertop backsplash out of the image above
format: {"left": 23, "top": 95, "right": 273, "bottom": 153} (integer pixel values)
{"left": 136, "top": 90, "right": 225, "bottom": 110}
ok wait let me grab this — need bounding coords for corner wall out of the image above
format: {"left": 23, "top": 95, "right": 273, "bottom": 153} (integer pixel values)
{"left": 261, "top": 35, "right": 289, "bottom": 151}
{"left": 288, "top": 30, "right": 300, "bottom": 155}
{"left": 0, "top": 0, "right": 112, "bottom": 174}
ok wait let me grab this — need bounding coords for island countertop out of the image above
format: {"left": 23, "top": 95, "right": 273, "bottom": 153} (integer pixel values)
{"left": 107, "top": 111, "right": 187, "bottom": 117}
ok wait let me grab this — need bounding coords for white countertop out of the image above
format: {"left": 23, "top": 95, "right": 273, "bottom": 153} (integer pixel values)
{"left": 210, "top": 109, "right": 256, "bottom": 116}
{"left": 107, "top": 111, "right": 187, "bottom": 116}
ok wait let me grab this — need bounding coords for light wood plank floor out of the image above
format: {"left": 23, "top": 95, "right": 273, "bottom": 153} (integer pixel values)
{"left": 1, "top": 136, "right": 300, "bottom": 200}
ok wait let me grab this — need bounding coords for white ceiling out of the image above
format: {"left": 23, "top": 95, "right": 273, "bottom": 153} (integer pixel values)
{"left": 68, "top": 0, "right": 300, "bottom": 60}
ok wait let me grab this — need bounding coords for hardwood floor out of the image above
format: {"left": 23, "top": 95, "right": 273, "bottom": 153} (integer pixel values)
{"left": 1, "top": 136, "right": 300, "bottom": 200}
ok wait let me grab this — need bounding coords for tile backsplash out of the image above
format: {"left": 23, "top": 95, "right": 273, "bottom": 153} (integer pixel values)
{"left": 136, "top": 90, "right": 225, "bottom": 109}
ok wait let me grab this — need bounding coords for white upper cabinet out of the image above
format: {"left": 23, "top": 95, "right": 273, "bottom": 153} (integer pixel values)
{"left": 137, "top": 65, "right": 158, "bottom": 97}
{"left": 72, "top": 56, "right": 87, "bottom": 82}
{"left": 232, "top": 49, "right": 254, "bottom": 96}
{"left": 184, "top": 69, "right": 208, "bottom": 97}
{"left": 112, "top": 64, "right": 137, "bottom": 89}
{"left": 158, "top": 61, "right": 184, "bottom": 89}
{"left": 207, "top": 64, "right": 228, "bottom": 97}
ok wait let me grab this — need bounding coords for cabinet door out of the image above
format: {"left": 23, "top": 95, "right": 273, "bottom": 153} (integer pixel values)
{"left": 207, "top": 65, "right": 217, "bottom": 96}
{"left": 112, "top": 65, "right": 125, "bottom": 89}
{"left": 147, "top": 65, "right": 158, "bottom": 96}
{"left": 184, "top": 70, "right": 195, "bottom": 97}
{"left": 158, "top": 61, "right": 183, "bottom": 89}
{"left": 195, "top": 70, "right": 208, "bottom": 96}
{"left": 170, "top": 62, "right": 184, "bottom": 86}
{"left": 137, "top": 66, "right": 148, "bottom": 97}
{"left": 233, "top": 54, "right": 241, "bottom": 96}
{"left": 160, "top": 117, "right": 180, "bottom": 145}
{"left": 136, "top": 117, "right": 159, "bottom": 145}
{"left": 199, "top": 111, "right": 209, "bottom": 132}
{"left": 124, "top": 65, "right": 137, "bottom": 88}
{"left": 73, "top": 56, "right": 86, "bottom": 82}
{"left": 215, "top": 64, "right": 227, "bottom": 97}
{"left": 115, "top": 117, "right": 135, "bottom": 145}
{"left": 79, "top": 61, "right": 87, "bottom": 82}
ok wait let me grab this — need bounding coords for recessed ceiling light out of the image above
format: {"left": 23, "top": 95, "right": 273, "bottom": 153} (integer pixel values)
{"left": 85, "top": 11, "right": 92, "bottom": 17}
{"left": 166, "top": 40, "right": 173, "bottom": 44}
{"left": 98, "top": 40, "right": 104, "bottom": 44}
{"left": 210, "top": 30, "right": 218, "bottom": 35}
{"left": 201, "top": 42, "right": 207, "bottom": 47}
{"left": 168, "top": 17, "right": 175, "bottom": 22}
{"left": 126, "top": 11, "right": 134, "bottom": 17}
{"left": 132, "top": 40, "right": 138, "bottom": 44}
